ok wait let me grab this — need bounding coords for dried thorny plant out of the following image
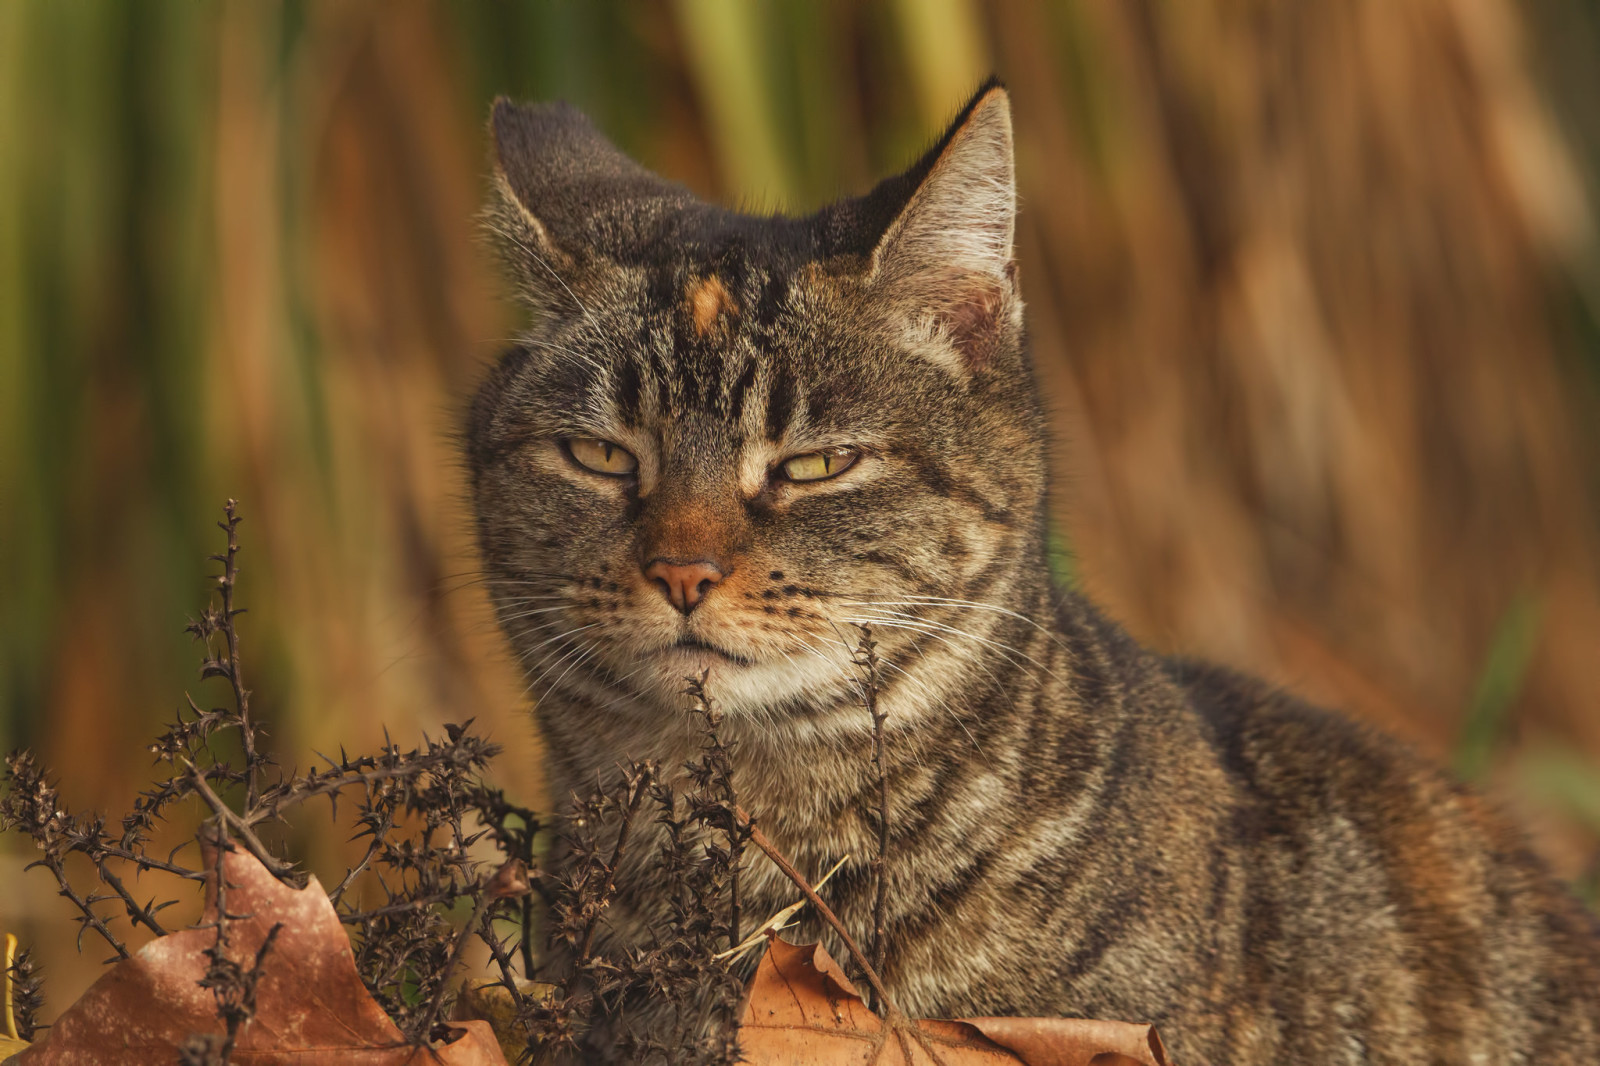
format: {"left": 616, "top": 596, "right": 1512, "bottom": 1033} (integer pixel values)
{"left": 1, "top": 502, "right": 524, "bottom": 1057}
{"left": 853, "top": 624, "right": 891, "bottom": 1000}
{"left": 1, "top": 501, "right": 901, "bottom": 1065}
{"left": 4, "top": 934, "right": 43, "bottom": 1043}
{"left": 179, "top": 826, "right": 283, "bottom": 1066}
{"left": 491, "top": 747, "right": 747, "bottom": 1064}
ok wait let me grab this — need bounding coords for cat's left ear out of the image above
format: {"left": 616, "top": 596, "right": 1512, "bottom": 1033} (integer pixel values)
{"left": 868, "top": 82, "right": 1021, "bottom": 372}
{"left": 486, "top": 98, "right": 693, "bottom": 320}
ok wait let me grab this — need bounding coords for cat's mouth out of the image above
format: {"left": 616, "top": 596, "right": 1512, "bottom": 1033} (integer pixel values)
{"left": 670, "top": 635, "right": 753, "bottom": 666}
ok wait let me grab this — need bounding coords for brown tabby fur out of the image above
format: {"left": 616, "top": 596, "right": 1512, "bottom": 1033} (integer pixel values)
{"left": 467, "top": 82, "right": 1600, "bottom": 1064}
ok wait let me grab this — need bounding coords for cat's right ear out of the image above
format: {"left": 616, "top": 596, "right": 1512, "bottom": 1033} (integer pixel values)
{"left": 860, "top": 81, "right": 1022, "bottom": 374}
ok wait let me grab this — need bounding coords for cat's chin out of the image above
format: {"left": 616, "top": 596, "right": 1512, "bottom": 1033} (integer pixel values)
{"left": 610, "top": 641, "right": 849, "bottom": 721}
{"left": 668, "top": 635, "right": 752, "bottom": 665}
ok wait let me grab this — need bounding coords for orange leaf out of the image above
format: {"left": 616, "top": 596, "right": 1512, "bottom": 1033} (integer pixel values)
{"left": 12, "top": 847, "right": 505, "bottom": 1066}
{"left": 737, "top": 938, "right": 1171, "bottom": 1066}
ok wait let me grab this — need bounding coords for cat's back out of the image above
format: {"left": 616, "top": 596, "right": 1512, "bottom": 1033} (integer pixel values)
{"left": 1164, "top": 657, "right": 1600, "bottom": 1063}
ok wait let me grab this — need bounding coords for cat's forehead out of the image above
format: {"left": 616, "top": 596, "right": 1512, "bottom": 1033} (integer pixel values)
{"left": 554, "top": 256, "right": 860, "bottom": 441}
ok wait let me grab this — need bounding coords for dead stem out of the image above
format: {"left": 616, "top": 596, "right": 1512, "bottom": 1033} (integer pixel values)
{"left": 212, "top": 500, "right": 263, "bottom": 811}
{"left": 737, "top": 806, "right": 901, "bottom": 1021}
{"left": 854, "top": 624, "right": 890, "bottom": 992}
{"left": 576, "top": 765, "right": 652, "bottom": 962}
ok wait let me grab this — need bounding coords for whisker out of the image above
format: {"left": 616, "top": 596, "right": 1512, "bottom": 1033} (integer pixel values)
{"left": 535, "top": 639, "right": 603, "bottom": 704}
{"left": 496, "top": 604, "right": 578, "bottom": 626}
{"left": 512, "top": 622, "right": 603, "bottom": 667}
{"left": 836, "top": 616, "right": 1027, "bottom": 730}
{"left": 877, "top": 657, "right": 988, "bottom": 760}
{"left": 840, "top": 595, "right": 1068, "bottom": 651}
{"left": 488, "top": 221, "right": 597, "bottom": 323}
{"left": 841, "top": 607, "right": 1062, "bottom": 682}
{"left": 820, "top": 605, "right": 995, "bottom": 762}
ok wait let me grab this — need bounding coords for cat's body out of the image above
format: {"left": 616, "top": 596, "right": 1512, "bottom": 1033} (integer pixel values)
{"left": 468, "top": 83, "right": 1600, "bottom": 1064}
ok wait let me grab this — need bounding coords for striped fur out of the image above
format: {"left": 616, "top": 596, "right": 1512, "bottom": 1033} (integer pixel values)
{"left": 467, "top": 84, "right": 1600, "bottom": 1064}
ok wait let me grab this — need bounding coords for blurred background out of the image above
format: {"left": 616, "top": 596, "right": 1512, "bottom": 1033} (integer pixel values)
{"left": 4, "top": 0, "right": 1600, "bottom": 1014}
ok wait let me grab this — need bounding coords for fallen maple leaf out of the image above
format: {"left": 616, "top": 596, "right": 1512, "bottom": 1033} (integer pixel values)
{"left": 737, "top": 938, "right": 1171, "bottom": 1066}
{"left": 10, "top": 846, "right": 506, "bottom": 1066}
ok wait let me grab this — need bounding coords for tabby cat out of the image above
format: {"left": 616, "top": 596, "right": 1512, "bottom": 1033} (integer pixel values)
{"left": 467, "top": 81, "right": 1600, "bottom": 1064}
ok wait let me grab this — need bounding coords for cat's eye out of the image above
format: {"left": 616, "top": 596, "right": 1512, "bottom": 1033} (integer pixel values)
{"left": 780, "top": 446, "right": 859, "bottom": 482}
{"left": 566, "top": 437, "right": 638, "bottom": 476}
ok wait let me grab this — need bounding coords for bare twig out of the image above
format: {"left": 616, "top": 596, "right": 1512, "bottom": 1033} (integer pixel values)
{"left": 714, "top": 854, "right": 849, "bottom": 962}
{"left": 185, "top": 765, "right": 296, "bottom": 881}
{"left": 737, "top": 806, "right": 901, "bottom": 1020}
{"left": 326, "top": 802, "right": 394, "bottom": 907}
{"left": 686, "top": 671, "right": 744, "bottom": 947}
{"left": 189, "top": 827, "right": 282, "bottom": 1065}
{"left": 97, "top": 867, "right": 171, "bottom": 938}
{"left": 3, "top": 933, "right": 44, "bottom": 1044}
{"left": 42, "top": 854, "right": 129, "bottom": 961}
{"left": 211, "top": 500, "right": 263, "bottom": 810}
{"left": 853, "top": 624, "right": 890, "bottom": 989}
{"left": 1, "top": 500, "right": 550, "bottom": 1052}
{"left": 577, "top": 766, "right": 651, "bottom": 962}
{"left": 410, "top": 859, "right": 532, "bottom": 1044}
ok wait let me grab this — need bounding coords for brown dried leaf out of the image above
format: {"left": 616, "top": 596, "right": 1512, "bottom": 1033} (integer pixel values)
{"left": 12, "top": 846, "right": 505, "bottom": 1066}
{"left": 737, "top": 938, "right": 1171, "bottom": 1066}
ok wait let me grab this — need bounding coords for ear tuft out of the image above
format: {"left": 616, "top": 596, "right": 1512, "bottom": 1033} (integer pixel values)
{"left": 868, "top": 84, "right": 1020, "bottom": 371}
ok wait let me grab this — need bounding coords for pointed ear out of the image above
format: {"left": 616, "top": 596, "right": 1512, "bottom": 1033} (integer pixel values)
{"left": 484, "top": 100, "right": 582, "bottom": 318}
{"left": 484, "top": 98, "right": 692, "bottom": 318}
{"left": 868, "top": 84, "right": 1021, "bottom": 372}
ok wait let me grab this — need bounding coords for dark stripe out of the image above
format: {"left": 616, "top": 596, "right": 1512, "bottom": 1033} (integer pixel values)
{"left": 858, "top": 549, "right": 919, "bottom": 585}
{"left": 676, "top": 346, "right": 702, "bottom": 409}
{"left": 805, "top": 377, "right": 842, "bottom": 424}
{"left": 548, "top": 357, "right": 600, "bottom": 404}
{"left": 468, "top": 428, "right": 534, "bottom": 471}
{"left": 701, "top": 350, "right": 725, "bottom": 410}
{"left": 754, "top": 274, "right": 787, "bottom": 326}
{"left": 616, "top": 358, "right": 643, "bottom": 424}
{"left": 641, "top": 317, "right": 670, "bottom": 414}
{"left": 893, "top": 756, "right": 970, "bottom": 841}
{"left": 903, "top": 447, "right": 1013, "bottom": 525}
{"left": 962, "top": 555, "right": 1012, "bottom": 603}
{"left": 765, "top": 368, "right": 796, "bottom": 440}
{"left": 1057, "top": 882, "right": 1145, "bottom": 982}
{"left": 887, "top": 841, "right": 1006, "bottom": 946}
{"left": 646, "top": 346, "right": 670, "bottom": 412}
{"left": 728, "top": 359, "right": 758, "bottom": 423}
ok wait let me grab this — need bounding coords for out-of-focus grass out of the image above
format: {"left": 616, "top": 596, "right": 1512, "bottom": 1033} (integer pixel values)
{"left": 1518, "top": 746, "right": 1600, "bottom": 907}
{"left": 1455, "top": 594, "right": 1543, "bottom": 783}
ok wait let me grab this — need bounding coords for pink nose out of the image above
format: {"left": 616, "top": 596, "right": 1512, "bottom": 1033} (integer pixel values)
{"left": 643, "top": 558, "right": 725, "bottom": 614}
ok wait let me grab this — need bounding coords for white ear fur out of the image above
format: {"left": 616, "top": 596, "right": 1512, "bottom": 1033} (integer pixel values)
{"left": 870, "top": 87, "right": 1016, "bottom": 288}
{"left": 869, "top": 88, "right": 1020, "bottom": 373}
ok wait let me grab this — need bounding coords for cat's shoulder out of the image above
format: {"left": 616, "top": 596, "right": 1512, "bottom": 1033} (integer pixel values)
{"left": 1161, "top": 654, "right": 1443, "bottom": 806}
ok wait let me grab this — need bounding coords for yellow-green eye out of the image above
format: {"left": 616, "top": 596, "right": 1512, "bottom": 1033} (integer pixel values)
{"left": 566, "top": 437, "right": 638, "bottom": 476}
{"left": 780, "top": 446, "right": 859, "bottom": 482}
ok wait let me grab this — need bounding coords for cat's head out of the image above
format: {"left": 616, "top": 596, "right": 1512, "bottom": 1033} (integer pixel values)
{"left": 468, "top": 82, "right": 1049, "bottom": 728}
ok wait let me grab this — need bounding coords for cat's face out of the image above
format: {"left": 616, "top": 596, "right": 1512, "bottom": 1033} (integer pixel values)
{"left": 469, "top": 85, "right": 1046, "bottom": 727}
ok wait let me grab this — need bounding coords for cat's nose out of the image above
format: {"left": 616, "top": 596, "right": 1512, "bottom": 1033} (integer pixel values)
{"left": 643, "top": 558, "right": 725, "bottom": 614}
